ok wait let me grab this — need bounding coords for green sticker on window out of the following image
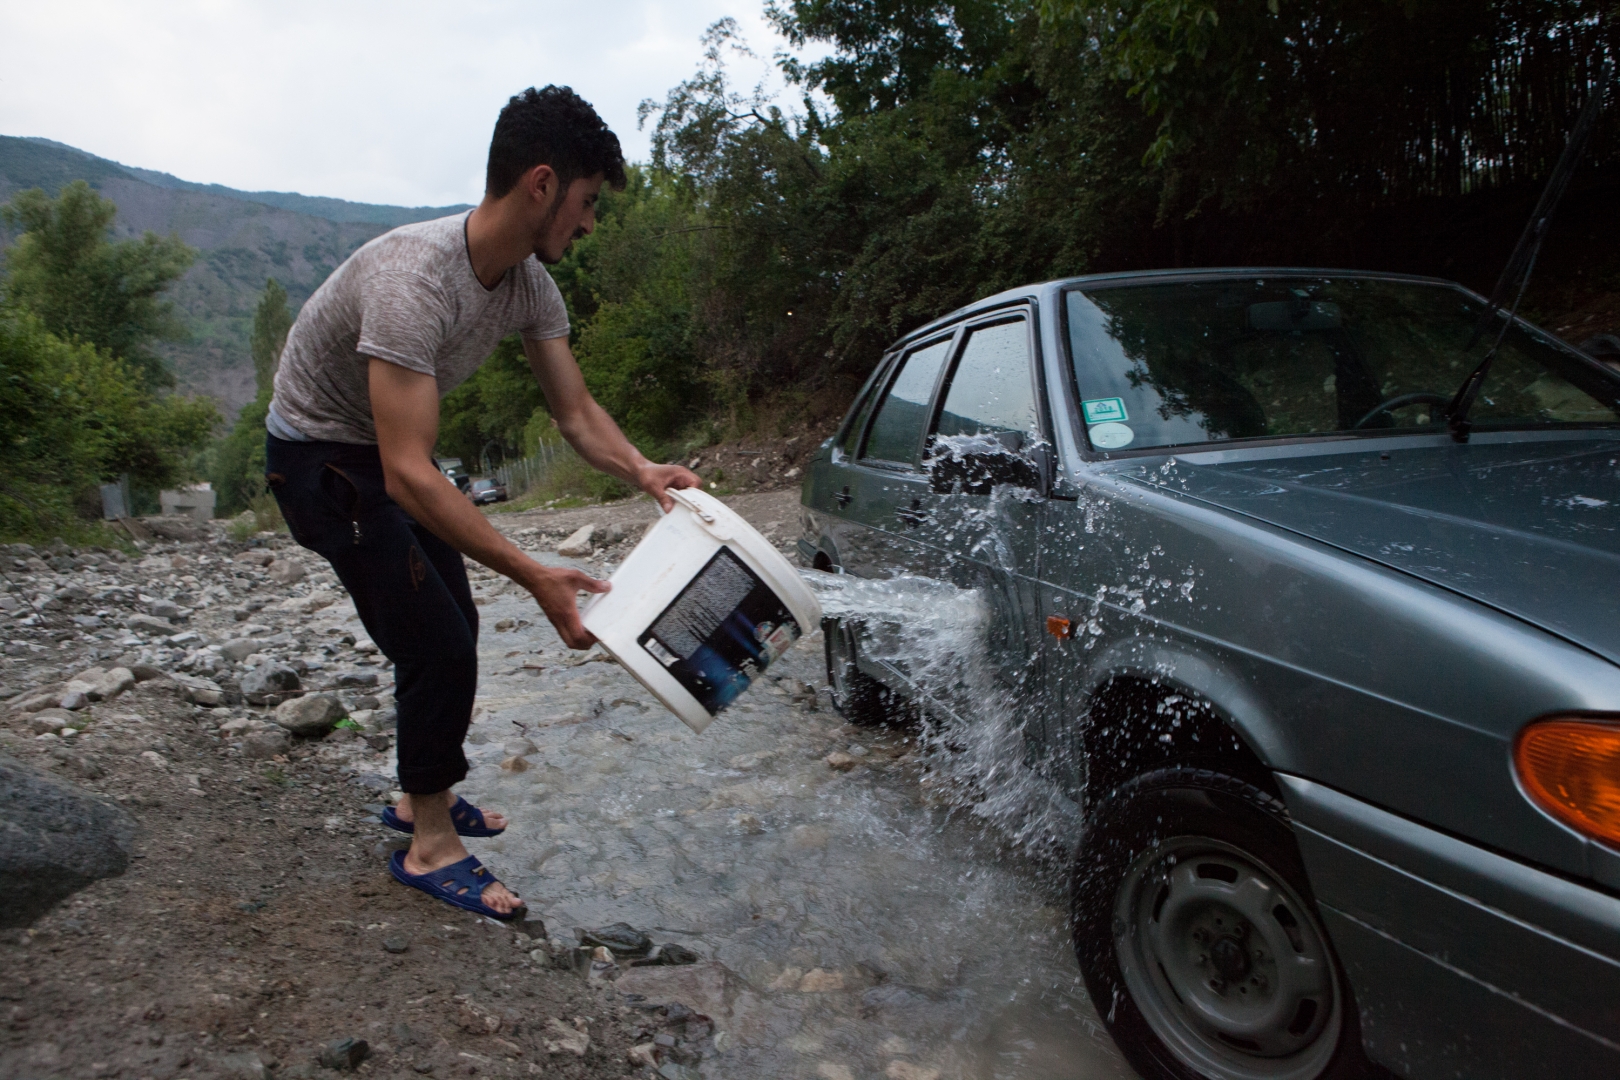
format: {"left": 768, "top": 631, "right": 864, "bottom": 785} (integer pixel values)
{"left": 1083, "top": 397, "right": 1128, "bottom": 424}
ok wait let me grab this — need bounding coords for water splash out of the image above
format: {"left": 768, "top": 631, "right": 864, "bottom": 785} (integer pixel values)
{"left": 805, "top": 571, "right": 1082, "bottom": 862}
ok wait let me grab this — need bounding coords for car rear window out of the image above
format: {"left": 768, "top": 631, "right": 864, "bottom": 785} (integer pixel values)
{"left": 861, "top": 336, "right": 953, "bottom": 465}
{"left": 1066, "top": 277, "right": 1620, "bottom": 452}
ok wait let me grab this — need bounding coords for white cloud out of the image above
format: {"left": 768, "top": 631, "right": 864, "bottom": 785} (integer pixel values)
{"left": 0, "top": 0, "right": 818, "bottom": 207}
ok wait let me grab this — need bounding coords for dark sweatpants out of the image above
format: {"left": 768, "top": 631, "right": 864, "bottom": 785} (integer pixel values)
{"left": 265, "top": 434, "right": 479, "bottom": 795}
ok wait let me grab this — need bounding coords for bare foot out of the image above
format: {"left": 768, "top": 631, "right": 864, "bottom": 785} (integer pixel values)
{"left": 393, "top": 790, "right": 509, "bottom": 831}
{"left": 401, "top": 844, "right": 524, "bottom": 916}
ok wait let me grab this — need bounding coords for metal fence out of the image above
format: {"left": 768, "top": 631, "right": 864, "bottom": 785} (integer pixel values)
{"left": 493, "top": 441, "right": 579, "bottom": 498}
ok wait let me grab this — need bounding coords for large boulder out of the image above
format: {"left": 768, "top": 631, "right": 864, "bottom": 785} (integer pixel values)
{"left": 0, "top": 754, "right": 137, "bottom": 928}
{"left": 275, "top": 692, "right": 345, "bottom": 736}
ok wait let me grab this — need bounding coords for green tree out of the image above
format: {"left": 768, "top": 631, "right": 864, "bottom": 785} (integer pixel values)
{"left": 0, "top": 307, "right": 216, "bottom": 536}
{"left": 1, "top": 180, "right": 196, "bottom": 389}
{"left": 250, "top": 277, "right": 292, "bottom": 395}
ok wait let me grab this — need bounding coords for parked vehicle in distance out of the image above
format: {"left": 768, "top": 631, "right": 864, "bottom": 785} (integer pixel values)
{"left": 798, "top": 268, "right": 1620, "bottom": 1080}
{"left": 438, "top": 457, "right": 472, "bottom": 493}
{"left": 468, "top": 478, "right": 507, "bottom": 505}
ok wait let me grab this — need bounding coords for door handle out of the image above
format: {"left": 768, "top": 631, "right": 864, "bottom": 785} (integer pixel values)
{"left": 835, "top": 486, "right": 852, "bottom": 507}
{"left": 896, "top": 500, "right": 926, "bottom": 528}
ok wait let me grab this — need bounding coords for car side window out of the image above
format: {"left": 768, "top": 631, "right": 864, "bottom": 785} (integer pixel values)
{"left": 934, "top": 318, "right": 1038, "bottom": 449}
{"left": 860, "top": 337, "right": 954, "bottom": 465}
{"left": 838, "top": 356, "right": 890, "bottom": 458}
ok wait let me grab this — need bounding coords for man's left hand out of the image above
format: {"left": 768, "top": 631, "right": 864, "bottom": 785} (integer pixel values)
{"left": 636, "top": 463, "right": 702, "bottom": 512}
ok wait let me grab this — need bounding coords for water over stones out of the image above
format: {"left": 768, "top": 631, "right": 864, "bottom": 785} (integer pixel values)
{"left": 451, "top": 512, "right": 1134, "bottom": 1080}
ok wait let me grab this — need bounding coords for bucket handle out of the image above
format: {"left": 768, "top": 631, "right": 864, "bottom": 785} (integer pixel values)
{"left": 668, "top": 488, "right": 717, "bottom": 525}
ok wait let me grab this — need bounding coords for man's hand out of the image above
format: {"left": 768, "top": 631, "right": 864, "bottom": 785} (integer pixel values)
{"left": 525, "top": 565, "right": 608, "bottom": 649}
{"left": 636, "top": 463, "right": 702, "bottom": 512}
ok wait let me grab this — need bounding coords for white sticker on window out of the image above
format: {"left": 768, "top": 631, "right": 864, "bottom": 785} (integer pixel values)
{"left": 1088, "top": 422, "right": 1135, "bottom": 449}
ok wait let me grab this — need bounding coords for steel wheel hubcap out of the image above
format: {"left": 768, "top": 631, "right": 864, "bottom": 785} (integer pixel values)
{"left": 1114, "top": 837, "right": 1342, "bottom": 1080}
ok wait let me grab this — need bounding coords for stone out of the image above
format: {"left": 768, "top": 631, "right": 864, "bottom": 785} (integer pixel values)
{"left": 266, "top": 559, "right": 306, "bottom": 585}
{"left": 798, "top": 968, "right": 845, "bottom": 992}
{"left": 130, "top": 665, "right": 164, "bottom": 682}
{"left": 241, "top": 665, "right": 301, "bottom": 705}
{"left": 274, "top": 693, "right": 344, "bottom": 736}
{"left": 458, "top": 1000, "right": 502, "bottom": 1034}
{"left": 220, "top": 639, "right": 259, "bottom": 663}
{"left": 629, "top": 1043, "right": 659, "bottom": 1068}
{"left": 125, "top": 614, "right": 175, "bottom": 636}
{"left": 9, "top": 689, "right": 64, "bottom": 714}
{"left": 0, "top": 754, "right": 137, "bottom": 928}
{"left": 316, "top": 1038, "right": 370, "bottom": 1071}
{"left": 234, "top": 550, "right": 274, "bottom": 566}
{"left": 542, "top": 1018, "right": 589, "bottom": 1057}
{"left": 516, "top": 915, "right": 549, "bottom": 940}
{"left": 59, "top": 690, "right": 89, "bottom": 711}
{"left": 383, "top": 935, "right": 410, "bottom": 954}
{"left": 579, "top": 921, "right": 652, "bottom": 956}
{"left": 140, "top": 750, "right": 168, "bottom": 769}
{"left": 557, "top": 525, "right": 596, "bottom": 558}
{"left": 292, "top": 590, "right": 337, "bottom": 614}
{"left": 144, "top": 599, "right": 182, "bottom": 621}
{"left": 87, "top": 667, "right": 134, "bottom": 702}
{"left": 171, "top": 673, "right": 225, "bottom": 706}
{"left": 885, "top": 1063, "right": 941, "bottom": 1080}
{"left": 242, "top": 731, "right": 291, "bottom": 759}
{"left": 337, "top": 671, "right": 379, "bottom": 688}
{"left": 824, "top": 751, "right": 859, "bottom": 771}
{"left": 29, "top": 711, "right": 71, "bottom": 735}
{"left": 504, "top": 738, "right": 538, "bottom": 757}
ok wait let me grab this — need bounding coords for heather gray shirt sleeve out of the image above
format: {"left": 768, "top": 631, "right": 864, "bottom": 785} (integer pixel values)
{"left": 356, "top": 270, "right": 454, "bottom": 375}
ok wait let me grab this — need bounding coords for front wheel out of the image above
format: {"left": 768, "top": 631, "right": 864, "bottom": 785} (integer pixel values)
{"left": 1072, "top": 767, "right": 1379, "bottom": 1080}
{"left": 822, "top": 616, "right": 908, "bottom": 727}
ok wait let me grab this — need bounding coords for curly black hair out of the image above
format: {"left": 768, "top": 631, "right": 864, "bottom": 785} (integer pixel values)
{"left": 485, "top": 85, "right": 627, "bottom": 198}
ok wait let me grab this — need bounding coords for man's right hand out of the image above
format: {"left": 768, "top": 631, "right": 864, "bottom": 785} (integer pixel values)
{"left": 524, "top": 564, "right": 609, "bottom": 649}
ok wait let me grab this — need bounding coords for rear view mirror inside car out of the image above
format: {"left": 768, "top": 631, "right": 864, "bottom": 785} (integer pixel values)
{"left": 1249, "top": 298, "right": 1343, "bottom": 331}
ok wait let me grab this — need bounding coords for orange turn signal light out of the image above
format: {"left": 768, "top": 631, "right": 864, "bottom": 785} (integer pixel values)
{"left": 1514, "top": 716, "right": 1620, "bottom": 848}
{"left": 1046, "top": 615, "right": 1073, "bottom": 639}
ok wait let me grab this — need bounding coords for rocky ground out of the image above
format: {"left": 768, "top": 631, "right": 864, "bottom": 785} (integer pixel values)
{"left": 0, "top": 509, "right": 768, "bottom": 1080}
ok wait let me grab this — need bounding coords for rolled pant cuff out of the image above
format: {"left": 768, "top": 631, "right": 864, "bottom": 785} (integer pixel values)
{"left": 396, "top": 766, "right": 470, "bottom": 797}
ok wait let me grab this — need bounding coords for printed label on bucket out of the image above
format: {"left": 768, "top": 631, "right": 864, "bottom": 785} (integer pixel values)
{"left": 638, "top": 546, "right": 802, "bottom": 715}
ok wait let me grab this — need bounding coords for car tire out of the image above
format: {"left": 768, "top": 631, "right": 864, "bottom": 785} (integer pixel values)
{"left": 822, "top": 616, "right": 907, "bottom": 727}
{"left": 1072, "top": 767, "right": 1380, "bottom": 1080}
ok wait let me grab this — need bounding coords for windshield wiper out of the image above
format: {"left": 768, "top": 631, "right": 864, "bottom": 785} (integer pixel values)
{"left": 1447, "top": 63, "right": 1610, "bottom": 442}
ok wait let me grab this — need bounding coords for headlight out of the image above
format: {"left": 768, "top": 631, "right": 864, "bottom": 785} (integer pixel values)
{"left": 1514, "top": 715, "right": 1620, "bottom": 847}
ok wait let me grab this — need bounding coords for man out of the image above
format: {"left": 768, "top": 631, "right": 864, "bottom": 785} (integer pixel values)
{"left": 264, "top": 86, "right": 698, "bottom": 919}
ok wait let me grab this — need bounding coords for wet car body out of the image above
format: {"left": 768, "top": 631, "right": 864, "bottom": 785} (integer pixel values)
{"left": 798, "top": 269, "right": 1620, "bottom": 1079}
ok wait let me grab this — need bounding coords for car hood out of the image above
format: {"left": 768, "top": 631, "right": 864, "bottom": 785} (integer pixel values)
{"left": 1126, "top": 438, "right": 1620, "bottom": 665}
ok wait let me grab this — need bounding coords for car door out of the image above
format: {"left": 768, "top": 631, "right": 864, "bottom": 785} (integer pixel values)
{"left": 805, "top": 352, "right": 894, "bottom": 570}
{"left": 835, "top": 332, "right": 958, "bottom": 578}
{"left": 914, "top": 310, "right": 1051, "bottom": 736}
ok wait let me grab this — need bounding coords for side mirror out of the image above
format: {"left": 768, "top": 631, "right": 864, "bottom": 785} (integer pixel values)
{"left": 926, "top": 433, "right": 1043, "bottom": 495}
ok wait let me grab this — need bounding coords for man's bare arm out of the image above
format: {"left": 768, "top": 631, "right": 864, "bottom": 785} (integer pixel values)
{"left": 368, "top": 357, "right": 605, "bottom": 648}
{"left": 523, "top": 336, "right": 699, "bottom": 511}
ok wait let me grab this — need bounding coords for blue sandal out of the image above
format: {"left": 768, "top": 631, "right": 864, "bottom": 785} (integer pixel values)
{"left": 382, "top": 795, "right": 506, "bottom": 838}
{"left": 389, "top": 850, "right": 525, "bottom": 921}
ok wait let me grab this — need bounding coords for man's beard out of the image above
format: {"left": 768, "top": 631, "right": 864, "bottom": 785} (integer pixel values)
{"left": 533, "top": 185, "right": 570, "bottom": 265}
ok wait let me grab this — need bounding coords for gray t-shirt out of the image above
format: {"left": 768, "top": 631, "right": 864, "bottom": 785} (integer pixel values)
{"left": 268, "top": 211, "right": 569, "bottom": 444}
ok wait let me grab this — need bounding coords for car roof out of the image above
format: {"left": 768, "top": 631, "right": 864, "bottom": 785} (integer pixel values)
{"left": 890, "top": 266, "right": 1473, "bottom": 352}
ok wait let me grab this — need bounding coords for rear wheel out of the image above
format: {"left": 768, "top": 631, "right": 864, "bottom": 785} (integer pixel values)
{"left": 822, "top": 616, "right": 907, "bottom": 727}
{"left": 1072, "top": 767, "right": 1378, "bottom": 1080}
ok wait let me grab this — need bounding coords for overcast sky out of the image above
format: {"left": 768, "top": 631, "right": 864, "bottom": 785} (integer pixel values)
{"left": 0, "top": 0, "right": 817, "bottom": 208}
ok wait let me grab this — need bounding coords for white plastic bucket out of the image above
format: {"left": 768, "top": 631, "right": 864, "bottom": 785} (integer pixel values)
{"left": 580, "top": 488, "right": 822, "bottom": 733}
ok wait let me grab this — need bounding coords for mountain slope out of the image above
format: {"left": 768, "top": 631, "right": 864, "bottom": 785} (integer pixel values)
{"left": 0, "top": 136, "right": 473, "bottom": 418}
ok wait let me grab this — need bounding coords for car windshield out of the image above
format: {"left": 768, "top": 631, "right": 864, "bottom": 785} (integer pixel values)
{"left": 1065, "top": 276, "right": 1620, "bottom": 452}
{"left": 471, "top": 480, "right": 492, "bottom": 491}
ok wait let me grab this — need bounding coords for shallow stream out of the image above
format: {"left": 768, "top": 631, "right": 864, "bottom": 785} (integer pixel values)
{"left": 457, "top": 556, "right": 1136, "bottom": 1080}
